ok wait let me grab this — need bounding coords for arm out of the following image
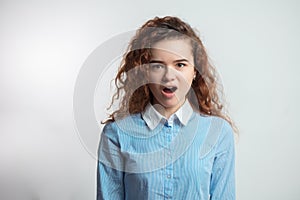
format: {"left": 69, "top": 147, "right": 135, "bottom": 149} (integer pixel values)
{"left": 209, "top": 122, "right": 236, "bottom": 200}
{"left": 97, "top": 123, "right": 125, "bottom": 200}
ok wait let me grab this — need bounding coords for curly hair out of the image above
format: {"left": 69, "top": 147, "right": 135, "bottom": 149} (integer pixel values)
{"left": 102, "top": 16, "right": 238, "bottom": 134}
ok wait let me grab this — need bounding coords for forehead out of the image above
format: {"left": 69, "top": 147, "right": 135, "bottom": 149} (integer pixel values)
{"left": 151, "top": 39, "right": 193, "bottom": 60}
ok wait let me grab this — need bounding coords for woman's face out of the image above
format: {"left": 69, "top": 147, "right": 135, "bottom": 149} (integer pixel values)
{"left": 148, "top": 38, "right": 195, "bottom": 115}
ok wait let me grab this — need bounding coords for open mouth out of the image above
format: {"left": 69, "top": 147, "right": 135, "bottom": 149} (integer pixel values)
{"left": 162, "top": 86, "right": 177, "bottom": 93}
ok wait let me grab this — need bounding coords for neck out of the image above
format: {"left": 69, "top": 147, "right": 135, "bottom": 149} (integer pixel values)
{"left": 152, "top": 99, "right": 186, "bottom": 119}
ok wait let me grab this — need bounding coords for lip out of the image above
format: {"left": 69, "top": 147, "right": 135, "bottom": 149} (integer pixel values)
{"left": 161, "top": 89, "right": 175, "bottom": 98}
{"left": 162, "top": 84, "right": 177, "bottom": 88}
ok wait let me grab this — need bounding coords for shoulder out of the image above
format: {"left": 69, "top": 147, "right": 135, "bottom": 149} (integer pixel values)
{"left": 192, "top": 112, "right": 231, "bottom": 132}
{"left": 101, "top": 113, "right": 145, "bottom": 138}
{"left": 193, "top": 113, "right": 233, "bottom": 136}
{"left": 103, "top": 113, "right": 143, "bottom": 128}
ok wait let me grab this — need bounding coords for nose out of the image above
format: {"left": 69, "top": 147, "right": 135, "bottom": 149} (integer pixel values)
{"left": 162, "top": 66, "right": 176, "bottom": 82}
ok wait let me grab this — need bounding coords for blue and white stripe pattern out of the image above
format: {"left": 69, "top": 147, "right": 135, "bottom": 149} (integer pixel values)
{"left": 97, "top": 100, "right": 236, "bottom": 199}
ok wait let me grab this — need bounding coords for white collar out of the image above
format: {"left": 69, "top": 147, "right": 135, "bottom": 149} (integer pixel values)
{"left": 142, "top": 100, "right": 194, "bottom": 130}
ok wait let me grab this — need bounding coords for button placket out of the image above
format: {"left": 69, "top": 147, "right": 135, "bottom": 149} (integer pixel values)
{"left": 164, "top": 125, "right": 173, "bottom": 199}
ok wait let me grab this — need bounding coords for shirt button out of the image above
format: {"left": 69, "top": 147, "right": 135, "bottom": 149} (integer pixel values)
{"left": 167, "top": 174, "right": 171, "bottom": 179}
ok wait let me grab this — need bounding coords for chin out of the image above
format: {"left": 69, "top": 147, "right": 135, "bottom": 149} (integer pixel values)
{"left": 160, "top": 100, "right": 181, "bottom": 109}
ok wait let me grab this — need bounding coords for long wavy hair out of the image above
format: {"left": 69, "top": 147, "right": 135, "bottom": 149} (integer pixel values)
{"left": 102, "top": 16, "right": 238, "bottom": 134}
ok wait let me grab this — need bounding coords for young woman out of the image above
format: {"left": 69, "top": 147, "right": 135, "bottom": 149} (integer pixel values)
{"left": 97, "top": 16, "right": 237, "bottom": 200}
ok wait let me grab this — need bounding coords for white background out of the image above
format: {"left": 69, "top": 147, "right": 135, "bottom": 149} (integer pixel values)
{"left": 1, "top": 0, "right": 300, "bottom": 199}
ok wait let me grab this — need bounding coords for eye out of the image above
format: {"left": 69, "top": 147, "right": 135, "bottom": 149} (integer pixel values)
{"left": 149, "top": 63, "right": 165, "bottom": 71}
{"left": 176, "top": 63, "right": 187, "bottom": 68}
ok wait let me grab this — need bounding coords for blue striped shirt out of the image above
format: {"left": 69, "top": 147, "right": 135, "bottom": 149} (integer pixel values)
{"left": 97, "top": 101, "right": 236, "bottom": 199}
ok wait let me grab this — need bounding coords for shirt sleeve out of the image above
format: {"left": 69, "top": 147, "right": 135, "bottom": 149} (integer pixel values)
{"left": 97, "top": 123, "right": 125, "bottom": 200}
{"left": 209, "top": 121, "right": 236, "bottom": 200}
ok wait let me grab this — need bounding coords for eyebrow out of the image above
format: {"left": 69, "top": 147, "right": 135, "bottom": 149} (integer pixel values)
{"left": 149, "top": 59, "right": 190, "bottom": 64}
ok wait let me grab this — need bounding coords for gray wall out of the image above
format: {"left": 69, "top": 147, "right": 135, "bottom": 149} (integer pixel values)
{"left": 1, "top": 0, "right": 299, "bottom": 199}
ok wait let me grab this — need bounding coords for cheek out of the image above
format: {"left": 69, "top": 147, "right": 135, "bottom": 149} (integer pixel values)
{"left": 148, "top": 84, "right": 160, "bottom": 98}
{"left": 148, "top": 73, "right": 162, "bottom": 83}
{"left": 180, "top": 71, "right": 194, "bottom": 86}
